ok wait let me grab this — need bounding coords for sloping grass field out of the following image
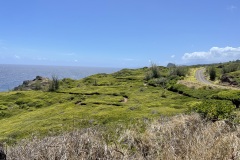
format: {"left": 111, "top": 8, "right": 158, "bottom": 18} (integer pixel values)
{"left": 1, "top": 65, "right": 240, "bottom": 159}
{"left": 0, "top": 68, "right": 197, "bottom": 143}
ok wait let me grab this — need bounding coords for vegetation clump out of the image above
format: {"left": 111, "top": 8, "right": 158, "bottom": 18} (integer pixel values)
{"left": 48, "top": 75, "right": 60, "bottom": 92}
{"left": 145, "top": 63, "right": 161, "bottom": 80}
{"left": 222, "top": 62, "right": 240, "bottom": 74}
{"left": 208, "top": 66, "right": 217, "bottom": 81}
{"left": 169, "top": 65, "right": 189, "bottom": 77}
{"left": 191, "top": 100, "right": 235, "bottom": 121}
{"left": 211, "top": 90, "right": 240, "bottom": 108}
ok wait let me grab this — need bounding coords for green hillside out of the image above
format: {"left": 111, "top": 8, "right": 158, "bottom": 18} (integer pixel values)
{"left": 0, "top": 63, "right": 240, "bottom": 145}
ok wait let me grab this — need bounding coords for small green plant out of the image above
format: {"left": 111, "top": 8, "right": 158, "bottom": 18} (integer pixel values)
{"left": 93, "top": 79, "right": 98, "bottom": 86}
{"left": 161, "top": 90, "right": 167, "bottom": 98}
{"left": 48, "top": 75, "right": 59, "bottom": 92}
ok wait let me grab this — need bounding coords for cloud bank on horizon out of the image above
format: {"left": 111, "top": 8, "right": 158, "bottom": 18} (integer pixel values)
{"left": 182, "top": 46, "right": 240, "bottom": 64}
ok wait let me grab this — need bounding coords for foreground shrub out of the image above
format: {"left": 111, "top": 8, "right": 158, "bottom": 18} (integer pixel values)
{"left": 192, "top": 100, "right": 235, "bottom": 121}
{"left": 7, "top": 114, "right": 240, "bottom": 159}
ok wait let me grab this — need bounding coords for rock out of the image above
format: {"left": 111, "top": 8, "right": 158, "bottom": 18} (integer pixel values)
{"left": 34, "top": 76, "right": 43, "bottom": 81}
{"left": 14, "top": 76, "right": 51, "bottom": 91}
{"left": 0, "top": 144, "right": 6, "bottom": 160}
{"left": 220, "top": 74, "right": 238, "bottom": 86}
{"left": 23, "top": 80, "right": 31, "bottom": 85}
{"left": 167, "top": 63, "right": 176, "bottom": 68}
{"left": 230, "top": 81, "right": 238, "bottom": 85}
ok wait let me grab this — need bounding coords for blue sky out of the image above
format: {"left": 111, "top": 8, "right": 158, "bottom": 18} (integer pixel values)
{"left": 0, "top": 0, "right": 240, "bottom": 68}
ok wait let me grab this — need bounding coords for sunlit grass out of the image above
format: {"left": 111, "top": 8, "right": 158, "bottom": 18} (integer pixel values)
{"left": 0, "top": 68, "right": 199, "bottom": 143}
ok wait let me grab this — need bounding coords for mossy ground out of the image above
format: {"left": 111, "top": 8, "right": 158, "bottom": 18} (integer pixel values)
{"left": 0, "top": 68, "right": 199, "bottom": 143}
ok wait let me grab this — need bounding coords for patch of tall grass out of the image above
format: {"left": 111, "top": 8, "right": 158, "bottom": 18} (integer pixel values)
{"left": 7, "top": 114, "right": 240, "bottom": 159}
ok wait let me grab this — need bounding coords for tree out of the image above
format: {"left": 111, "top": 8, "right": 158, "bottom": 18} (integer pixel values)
{"left": 209, "top": 66, "right": 216, "bottom": 81}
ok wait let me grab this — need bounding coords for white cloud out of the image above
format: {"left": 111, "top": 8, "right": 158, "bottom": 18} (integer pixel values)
{"left": 182, "top": 46, "right": 240, "bottom": 63}
{"left": 171, "top": 55, "right": 175, "bottom": 58}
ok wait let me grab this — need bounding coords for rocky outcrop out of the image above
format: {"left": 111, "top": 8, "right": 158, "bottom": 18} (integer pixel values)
{"left": 220, "top": 74, "right": 238, "bottom": 86}
{"left": 14, "top": 76, "right": 51, "bottom": 91}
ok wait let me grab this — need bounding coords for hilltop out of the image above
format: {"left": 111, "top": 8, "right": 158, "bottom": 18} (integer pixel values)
{"left": 0, "top": 61, "right": 240, "bottom": 159}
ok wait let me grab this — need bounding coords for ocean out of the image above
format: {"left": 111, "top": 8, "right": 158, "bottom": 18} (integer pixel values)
{"left": 0, "top": 64, "right": 120, "bottom": 92}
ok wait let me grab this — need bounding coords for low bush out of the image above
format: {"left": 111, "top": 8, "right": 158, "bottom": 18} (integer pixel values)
{"left": 48, "top": 75, "right": 59, "bottom": 92}
{"left": 222, "top": 63, "right": 240, "bottom": 74}
{"left": 169, "top": 66, "right": 189, "bottom": 77}
{"left": 191, "top": 100, "right": 235, "bottom": 121}
{"left": 168, "top": 84, "right": 220, "bottom": 99}
{"left": 148, "top": 77, "right": 167, "bottom": 87}
{"left": 145, "top": 63, "right": 161, "bottom": 80}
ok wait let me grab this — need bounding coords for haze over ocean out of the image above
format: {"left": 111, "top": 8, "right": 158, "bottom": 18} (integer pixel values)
{"left": 0, "top": 64, "right": 120, "bottom": 91}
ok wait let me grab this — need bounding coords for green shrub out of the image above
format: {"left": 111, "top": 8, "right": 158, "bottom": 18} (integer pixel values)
{"left": 211, "top": 90, "right": 240, "bottom": 108}
{"left": 167, "top": 84, "right": 219, "bottom": 99}
{"left": 28, "top": 100, "right": 45, "bottom": 108}
{"left": 148, "top": 78, "right": 167, "bottom": 87}
{"left": 49, "top": 75, "right": 60, "bottom": 92}
{"left": 208, "top": 66, "right": 216, "bottom": 81}
{"left": 222, "top": 63, "right": 240, "bottom": 74}
{"left": 150, "top": 63, "right": 161, "bottom": 78}
{"left": 145, "top": 71, "right": 153, "bottom": 81}
{"left": 0, "top": 105, "right": 8, "bottom": 110}
{"left": 192, "top": 100, "right": 235, "bottom": 121}
{"left": 169, "top": 66, "right": 189, "bottom": 77}
{"left": 145, "top": 63, "right": 161, "bottom": 80}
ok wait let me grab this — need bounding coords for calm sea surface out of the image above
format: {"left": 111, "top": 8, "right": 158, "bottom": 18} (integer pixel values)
{"left": 0, "top": 64, "right": 120, "bottom": 92}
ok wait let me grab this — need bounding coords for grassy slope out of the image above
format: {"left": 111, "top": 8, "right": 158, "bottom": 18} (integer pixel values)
{"left": 0, "top": 67, "right": 197, "bottom": 142}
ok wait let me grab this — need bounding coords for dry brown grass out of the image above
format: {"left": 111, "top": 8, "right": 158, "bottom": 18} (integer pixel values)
{"left": 7, "top": 114, "right": 240, "bottom": 160}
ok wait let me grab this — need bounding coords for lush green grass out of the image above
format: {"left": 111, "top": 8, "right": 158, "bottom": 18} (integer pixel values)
{"left": 0, "top": 67, "right": 200, "bottom": 143}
